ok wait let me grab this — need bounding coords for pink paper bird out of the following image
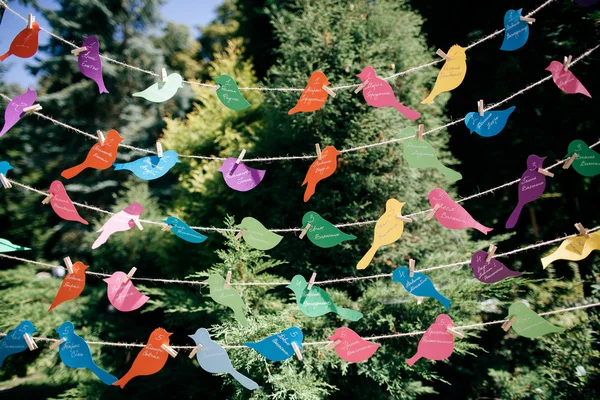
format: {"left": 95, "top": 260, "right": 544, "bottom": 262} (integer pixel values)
{"left": 406, "top": 314, "right": 456, "bottom": 366}
{"left": 103, "top": 271, "right": 149, "bottom": 312}
{"left": 426, "top": 188, "right": 493, "bottom": 235}
{"left": 48, "top": 181, "right": 88, "bottom": 225}
{"left": 545, "top": 61, "right": 591, "bottom": 98}
{"left": 92, "top": 203, "right": 145, "bottom": 249}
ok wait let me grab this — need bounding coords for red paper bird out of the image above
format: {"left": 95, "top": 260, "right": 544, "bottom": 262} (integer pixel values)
{"left": 48, "top": 261, "right": 88, "bottom": 311}
{"left": 61, "top": 129, "right": 123, "bottom": 179}
{"left": 288, "top": 71, "right": 331, "bottom": 115}
{"left": 0, "top": 22, "right": 41, "bottom": 62}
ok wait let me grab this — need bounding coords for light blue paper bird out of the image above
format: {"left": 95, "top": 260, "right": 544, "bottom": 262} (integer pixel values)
{"left": 244, "top": 327, "right": 303, "bottom": 362}
{"left": 0, "top": 238, "right": 30, "bottom": 253}
{"left": 464, "top": 106, "right": 516, "bottom": 137}
{"left": 163, "top": 216, "right": 207, "bottom": 244}
{"left": 0, "top": 320, "right": 37, "bottom": 367}
{"left": 391, "top": 266, "right": 451, "bottom": 310}
{"left": 113, "top": 150, "right": 180, "bottom": 180}
{"left": 132, "top": 73, "right": 184, "bottom": 103}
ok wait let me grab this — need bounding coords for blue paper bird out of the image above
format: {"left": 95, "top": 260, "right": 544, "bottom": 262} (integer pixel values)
{"left": 163, "top": 216, "right": 207, "bottom": 244}
{"left": 0, "top": 161, "right": 13, "bottom": 177}
{"left": 113, "top": 150, "right": 180, "bottom": 180}
{"left": 500, "top": 9, "right": 530, "bottom": 51}
{"left": 55, "top": 322, "right": 118, "bottom": 385}
{"left": 391, "top": 266, "right": 451, "bottom": 310}
{"left": 0, "top": 320, "right": 37, "bottom": 367}
{"left": 244, "top": 326, "right": 303, "bottom": 362}
{"left": 189, "top": 328, "right": 258, "bottom": 390}
{"left": 464, "top": 106, "right": 516, "bottom": 137}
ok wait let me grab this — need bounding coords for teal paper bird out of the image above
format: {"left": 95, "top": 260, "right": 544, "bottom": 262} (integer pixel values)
{"left": 286, "top": 275, "right": 363, "bottom": 321}
{"left": 0, "top": 161, "right": 13, "bottom": 177}
{"left": 215, "top": 75, "right": 251, "bottom": 111}
{"left": 0, "top": 320, "right": 37, "bottom": 367}
{"left": 301, "top": 211, "right": 356, "bottom": 248}
{"left": 565, "top": 139, "right": 600, "bottom": 177}
{"left": 163, "top": 216, "right": 207, "bottom": 244}
{"left": 0, "top": 238, "right": 30, "bottom": 253}
{"left": 244, "top": 327, "right": 303, "bottom": 362}
{"left": 391, "top": 266, "right": 451, "bottom": 310}
{"left": 133, "top": 73, "right": 184, "bottom": 103}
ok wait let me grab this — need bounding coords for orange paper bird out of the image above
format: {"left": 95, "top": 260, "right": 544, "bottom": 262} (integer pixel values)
{"left": 302, "top": 146, "right": 340, "bottom": 202}
{"left": 113, "top": 328, "right": 172, "bottom": 388}
{"left": 288, "top": 71, "right": 331, "bottom": 115}
{"left": 48, "top": 262, "right": 88, "bottom": 311}
{"left": 0, "top": 22, "right": 41, "bottom": 62}
{"left": 61, "top": 130, "right": 123, "bottom": 179}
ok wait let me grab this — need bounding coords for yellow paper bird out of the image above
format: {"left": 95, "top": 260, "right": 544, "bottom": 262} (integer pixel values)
{"left": 356, "top": 199, "right": 407, "bottom": 270}
{"left": 421, "top": 45, "right": 467, "bottom": 104}
{"left": 541, "top": 232, "right": 600, "bottom": 269}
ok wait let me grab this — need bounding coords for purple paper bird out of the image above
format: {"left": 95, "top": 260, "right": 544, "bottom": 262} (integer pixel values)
{"left": 469, "top": 250, "right": 521, "bottom": 283}
{"left": 92, "top": 203, "right": 145, "bottom": 249}
{"left": 77, "top": 36, "right": 109, "bottom": 94}
{"left": 506, "top": 155, "right": 547, "bottom": 229}
{"left": 1, "top": 88, "right": 36, "bottom": 137}
{"left": 217, "top": 158, "right": 266, "bottom": 192}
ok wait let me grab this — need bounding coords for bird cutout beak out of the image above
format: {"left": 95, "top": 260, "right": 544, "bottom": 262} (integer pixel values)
{"left": 167, "top": 332, "right": 173, "bottom": 337}
{"left": 188, "top": 335, "right": 194, "bottom": 339}
{"left": 103, "top": 278, "right": 109, "bottom": 283}
{"left": 217, "top": 166, "right": 223, "bottom": 172}
{"left": 176, "top": 160, "right": 182, "bottom": 163}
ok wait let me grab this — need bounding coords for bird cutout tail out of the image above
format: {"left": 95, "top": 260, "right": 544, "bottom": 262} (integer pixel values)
{"left": 113, "top": 163, "right": 127, "bottom": 171}
{"left": 92, "top": 231, "right": 110, "bottom": 250}
{"left": 113, "top": 371, "right": 135, "bottom": 388}
{"left": 357, "top": 246, "right": 378, "bottom": 270}
{"left": 421, "top": 89, "right": 439, "bottom": 105}
{"left": 303, "top": 181, "right": 317, "bottom": 202}
{"left": 392, "top": 103, "right": 421, "bottom": 120}
{"left": 0, "top": 52, "right": 10, "bottom": 62}
{"left": 89, "top": 362, "right": 118, "bottom": 385}
{"left": 288, "top": 106, "right": 300, "bottom": 115}
{"left": 505, "top": 202, "right": 524, "bottom": 229}
{"left": 343, "top": 233, "right": 358, "bottom": 241}
{"left": 228, "top": 368, "right": 259, "bottom": 390}
{"left": 334, "top": 307, "right": 363, "bottom": 321}
{"left": 48, "top": 298, "right": 63, "bottom": 312}
{"left": 540, "top": 255, "right": 556, "bottom": 270}
{"left": 435, "top": 294, "right": 451, "bottom": 311}
{"left": 61, "top": 163, "right": 88, "bottom": 179}
{"left": 473, "top": 221, "right": 494, "bottom": 235}
{"left": 406, "top": 353, "right": 421, "bottom": 366}
{"left": 436, "top": 163, "right": 462, "bottom": 182}
{"left": 549, "top": 325, "right": 566, "bottom": 334}
{"left": 97, "top": 79, "right": 110, "bottom": 94}
{"left": 233, "top": 307, "right": 249, "bottom": 327}
{"left": 75, "top": 216, "right": 90, "bottom": 225}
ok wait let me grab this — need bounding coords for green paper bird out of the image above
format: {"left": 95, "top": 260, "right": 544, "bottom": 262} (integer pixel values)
{"left": 506, "top": 302, "right": 565, "bottom": 338}
{"left": 236, "top": 217, "right": 283, "bottom": 251}
{"left": 565, "top": 139, "right": 600, "bottom": 177}
{"left": 286, "top": 275, "right": 363, "bottom": 321}
{"left": 204, "top": 274, "right": 249, "bottom": 327}
{"left": 301, "top": 211, "right": 356, "bottom": 248}
{"left": 215, "top": 75, "right": 251, "bottom": 111}
{"left": 0, "top": 238, "right": 31, "bottom": 253}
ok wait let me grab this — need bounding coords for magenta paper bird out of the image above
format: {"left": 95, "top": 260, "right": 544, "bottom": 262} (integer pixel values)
{"left": 427, "top": 188, "right": 492, "bottom": 235}
{"left": 47, "top": 180, "right": 89, "bottom": 225}
{"left": 217, "top": 158, "right": 266, "bottom": 192}
{"left": 406, "top": 314, "right": 456, "bottom": 366}
{"left": 103, "top": 271, "right": 149, "bottom": 312}
{"left": 0, "top": 88, "right": 36, "bottom": 137}
{"left": 92, "top": 203, "right": 145, "bottom": 249}
{"left": 545, "top": 61, "right": 591, "bottom": 98}
{"left": 328, "top": 327, "right": 380, "bottom": 363}
{"left": 505, "top": 155, "right": 547, "bottom": 229}
{"left": 77, "top": 35, "right": 109, "bottom": 94}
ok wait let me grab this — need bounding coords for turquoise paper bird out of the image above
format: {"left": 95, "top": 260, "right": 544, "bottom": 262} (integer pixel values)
{"left": 163, "top": 216, "right": 207, "bottom": 244}
{"left": 113, "top": 150, "right": 180, "bottom": 180}
{"left": 133, "top": 73, "right": 184, "bottom": 103}
{"left": 565, "top": 139, "right": 600, "bottom": 177}
{"left": 391, "top": 266, "right": 451, "bottom": 310}
{"left": 244, "top": 327, "right": 303, "bottom": 362}
{"left": 0, "top": 238, "right": 30, "bottom": 253}
{"left": 215, "top": 75, "right": 251, "bottom": 111}
{"left": 0, "top": 320, "right": 37, "bottom": 367}
{"left": 0, "top": 161, "right": 13, "bottom": 177}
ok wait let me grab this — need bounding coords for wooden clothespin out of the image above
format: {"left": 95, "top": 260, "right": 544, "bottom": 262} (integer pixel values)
{"left": 325, "top": 339, "right": 341, "bottom": 351}
{"left": 96, "top": 130, "right": 105, "bottom": 145}
{"left": 307, "top": 272, "right": 317, "bottom": 290}
{"left": 315, "top": 144, "right": 322, "bottom": 160}
{"left": 417, "top": 297, "right": 424, "bottom": 305}
{"left": 63, "top": 256, "right": 74, "bottom": 274}
{"left": 71, "top": 46, "right": 87, "bottom": 56}
{"left": 161, "top": 223, "right": 171, "bottom": 231}
{"left": 133, "top": 219, "right": 144, "bottom": 230}
{"left": 486, "top": 245, "right": 497, "bottom": 263}
{"left": 537, "top": 168, "right": 554, "bottom": 178}
{"left": 519, "top": 16, "right": 535, "bottom": 24}
{"left": 425, "top": 204, "right": 441, "bottom": 221}
{"left": 188, "top": 343, "right": 203, "bottom": 358}
{"left": 236, "top": 149, "right": 246, "bottom": 165}
{"left": 409, "top": 259, "right": 415, "bottom": 277}
{"left": 27, "top": 13, "right": 35, "bottom": 29}
{"left": 161, "top": 344, "right": 178, "bottom": 358}
{"left": 0, "top": 173, "right": 12, "bottom": 189}
{"left": 224, "top": 270, "right": 232, "bottom": 287}
{"left": 436, "top": 48, "right": 451, "bottom": 61}
{"left": 299, "top": 223, "right": 311, "bottom": 239}
{"left": 23, "top": 104, "right": 42, "bottom": 113}
{"left": 397, "top": 214, "right": 412, "bottom": 223}
{"left": 209, "top": 84, "right": 220, "bottom": 94}
{"left": 563, "top": 153, "right": 578, "bottom": 169}
{"left": 354, "top": 79, "right": 369, "bottom": 94}
{"left": 50, "top": 337, "right": 66, "bottom": 350}
{"left": 23, "top": 333, "right": 38, "bottom": 351}
{"left": 563, "top": 55, "right": 573, "bottom": 72}
{"left": 161, "top": 68, "right": 168, "bottom": 83}
{"left": 235, "top": 229, "right": 246, "bottom": 240}
{"left": 291, "top": 342, "right": 303, "bottom": 361}
{"left": 477, "top": 100, "right": 484, "bottom": 117}
{"left": 156, "top": 142, "right": 163, "bottom": 158}
{"left": 447, "top": 327, "right": 464, "bottom": 338}
{"left": 575, "top": 222, "right": 590, "bottom": 238}
{"left": 416, "top": 124, "right": 424, "bottom": 141}
{"left": 322, "top": 85, "right": 336, "bottom": 97}
{"left": 41, "top": 193, "right": 53, "bottom": 204}
{"left": 123, "top": 267, "right": 137, "bottom": 283}
{"left": 502, "top": 316, "right": 517, "bottom": 331}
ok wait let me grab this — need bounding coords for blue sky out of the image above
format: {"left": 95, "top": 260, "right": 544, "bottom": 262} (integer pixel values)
{"left": 0, "top": 0, "right": 222, "bottom": 87}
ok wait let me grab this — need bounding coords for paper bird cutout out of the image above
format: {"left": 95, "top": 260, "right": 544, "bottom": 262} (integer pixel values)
{"left": 77, "top": 36, "right": 108, "bottom": 94}
{"left": 427, "top": 188, "right": 493, "bottom": 234}
{"left": 0, "top": 21, "right": 40, "bottom": 62}
{"left": 541, "top": 231, "right": 600, "bottom": 269}
{"left": 500, "top": 9, "right": 530, "bottom": 51}
{"left": 301, "top": 211, "right": 356, "bottom": 248}
{"left": 0, "top": 320, "right": 37, "bottom": 367}
{"left": 546, "top": 61, "right": 591, "bottom": 98}
{"left": 565, "top": 139, "right": 600, "bottom": 177}
{"left": 422, "top": 45, "right": 467, "bottom": 104}
{"left": 469, "top": 250, "right": 521, "bottom": 283}
{"left": 48, "top": 261, "right": 88, "bottom": 311}
{"left": 302, "top": 145, "right": 340, "bottom": 202}
{"left": 133, "top": 73, "right": 184, "bottom": 103}
{"left": 204, "top": 274, "right": 249, "bottom": 327}
{"left": 236, "top": 217, "right": 282, "bottom": 250}
{"left": 113, "top": 328, "right": 172, "bottom": 388}
{"left": 289, "top": 71, "right": 332, "bottom": 115}
{"left": 356, "top": 66, "right": 420, "bottom": 120}
{"left": 328, "top": 327, "right": 379, "bottom": 363}
{"left": 399, "top": 127, "right": 462, "bottom": 181}
{"left": 163, "top": 216, "right": 207, "bottom": 244}
{"left": 505, "top": 302, "right": 565, "bottom": 338}
{"left": 103, "top": 271, "right": 149, "bottom": 312}
{"left": 357, "top": 199, "right": 407, "bottom": 270}
{"left": 217, "top": 158, "right": 266, "bottom": 192}
{"left": 47, "top": 180, "right": 89, "bottom": 225}
{"left": 113, "top": 150, "right": 180, "bottom": 180}
{"left": 287, "top": 275, "right": 363, "bottom": 321}
{"left": 0, "top": 88, "right": 37, "bottom": 137}
{"left": 215, "top": 74, "right": 251, "bottom": 111}
{"left": 464, "top": 106, "right": 516, "bottom": 137}
{"left": 61, "top": 129, "right": 124, "bottom": 179}
{"left": 506, "top": 155, "right": 547, "bottom": 229}
{"left": 406, "top": 314, "right": 456, "bottom": 366}
{"left": 189, "top": 328, "right": 258, "bottom": 390}
{"left": 391, "top": 266, "right": 450, "bottom": 309}
{"left": 55, "top": 322, "right": 118, "bottom": 385}
{"left": 0, "top": 238, "right": 30, "bottom": 253}
{"left": 92, "top": 202, "right": 145, "bottom": 249}
{"left": 244, "top": 327, "right": 303, "bottom": 362}
{"left": 0, "top": 161, "right": 12, "bottom": 178}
